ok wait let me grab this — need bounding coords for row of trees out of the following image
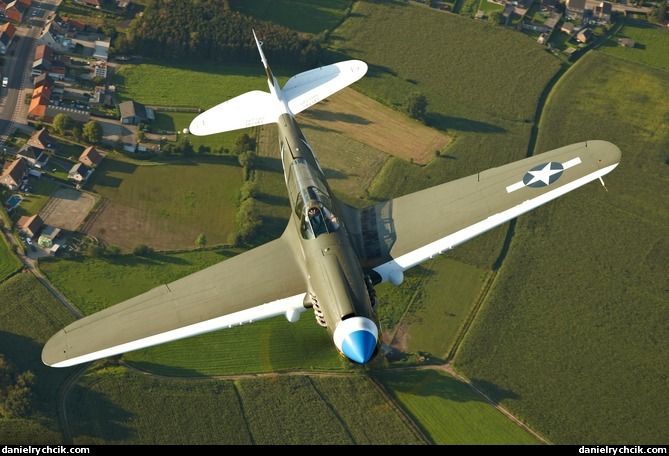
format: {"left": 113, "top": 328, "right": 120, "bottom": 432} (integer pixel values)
{"left": 113, "top": 0, "right": 321, "bottom": 67}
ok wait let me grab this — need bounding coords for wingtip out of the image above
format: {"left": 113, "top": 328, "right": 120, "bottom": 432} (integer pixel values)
{"left": 42, "top": 329, "right": 68, "bottom": 368}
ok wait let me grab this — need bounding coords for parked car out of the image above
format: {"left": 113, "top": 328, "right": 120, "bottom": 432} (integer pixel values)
{"left": 30, "top": 245, "right": 36, "bottom": 252}
{"left": 26, "top": 237, "right": 32, "bottom": 245}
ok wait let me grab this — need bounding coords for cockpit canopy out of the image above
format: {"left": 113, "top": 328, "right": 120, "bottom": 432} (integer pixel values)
{"left": 303, "top": 204, "right": 339, "bottom": 239}
{"left": 286, "top": 159, "right": 340, "bottom": 239}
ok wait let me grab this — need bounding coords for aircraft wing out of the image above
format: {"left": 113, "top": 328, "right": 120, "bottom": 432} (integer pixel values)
{"left": 189, "top": 90, "right": 283, "bottom": 136}
{"left": 42, "top": 230, "right": 308, "bottom": 368}
{"left": 341, "top": 140, "right": 621, "bottom": 284}
{"left": 284, "top": 60, "right": 368, "bottom": 115}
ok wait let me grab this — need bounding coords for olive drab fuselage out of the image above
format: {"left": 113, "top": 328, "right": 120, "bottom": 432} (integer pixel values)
{"left": 278, "top": 113, "right": 381, "bottom": 349}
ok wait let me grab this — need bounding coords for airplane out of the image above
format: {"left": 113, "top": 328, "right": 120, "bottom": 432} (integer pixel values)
{"left": 42, "top": 31, "right": 621, "bottom": 368}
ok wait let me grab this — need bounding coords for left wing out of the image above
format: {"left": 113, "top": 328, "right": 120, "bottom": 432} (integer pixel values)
{"left": 42, "top": 229, "right": 307, "bottom": 368}
{"left": 340, "top": 140, "right": 621, "bottom": 284}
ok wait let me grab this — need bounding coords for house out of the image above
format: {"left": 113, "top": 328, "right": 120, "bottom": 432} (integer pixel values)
{"left": 93, "top": 62, "right": 107, "bottom": 79}
{"left": 0, "top": 158, "right": 29, "bottom": 190}
{"left": 17, "top": 145, "right": 47, "bottom": 167}
{"left": 68, "top": 162, "right": 91, "bottom": 183}
{"left": 565, "top": 0, "right": 586, "bottom": 18}
{"left": 119, "top": 100, "right": 154, "bottom": 125}
{"left": 47, "top": 67, "right": 66, "bottom": 81}
{"left": 17, "top": 214, "right": 43, "bottom": 239}
{"left": 62, "top": 17, "right": 86, "bottom": 32}
{"left": 28, "top": 85, "right": 51, "bottom": 119}
{"left": 0, "top": 22, "right": 16, "bottom": 55}
{"left": 17, "top": 0, "right": 33, "bottom": 6}
{"left": 561, "top": 21, "right": 575, "bottom": 35}
{"left": 33, "top": 44, "right": 53, "bottom": 72}
{"left": 37, "top": 20, "right": 72, "bottom": 53}
{"left": 594, "top": 1, "right": 612, "bottom": 22}
{"left": 576, "top": 28, "right": 593, "bottom": 43}
{"left": 33, "top": 72, "right": 54, "bottom": 89}
{"left": 618, "top": 38, "right": 635, "bottom": 48}
{"left": 79, "top": 146, "right": 103, "bottom": 167}
{"left": 3, "top": 0, "right": 28, "bottom": 23}
{"left": 27, "top": 128, "right": 58, "bottom": 154}
{"left": 93, "top": 39, "right": 110, "bottom": 61}
{"left": 38, "top": 225, "right": 61, "bottom": 248}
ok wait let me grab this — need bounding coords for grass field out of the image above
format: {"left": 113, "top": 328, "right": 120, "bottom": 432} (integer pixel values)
{"left": 229, "top": 0, "right": 354, "bottom": 35}
{"left": 374, "top": 369, "right": 541, "bottom": 444}
{"left": 390, "top": 257, "right": 489, "bottom": 359}
{"left": 330, "top": 1, "right": 561, "bottom": 125}
{"left": 67, "top": 367, "right": 426, "bottom": 444}
{"left": 0, "top": 231, "right": 21, "bottom": 282}
{"left": 598, "top": 20, "right": 669, "bottom": 73}
{"left": 3, "top": 0, "right": 668, "bottom": 446}
{"left": 454, "top": 51, "right": 669, "bottom": 444}
{"left": 85, "top": 155, "right": 243, "bottom": 250}
{"left": 0, "top": 273, "right": 76, "bottom": 444}
{"left": 299, "top": 88, "right": 452, "bottom": 165}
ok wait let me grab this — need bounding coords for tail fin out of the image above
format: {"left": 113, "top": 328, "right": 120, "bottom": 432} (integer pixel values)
{"left": 189, "top": 32, "right": 368, "bottom": 137}
{"left": 252, "top": 29, "right": 279, "bottom": 95}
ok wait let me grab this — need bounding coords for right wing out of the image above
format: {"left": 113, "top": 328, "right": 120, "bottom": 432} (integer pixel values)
{"left": 42, "top": 229, "right": 308, "bottom": 368}
{"left": 284, "top": 60, "right": 368, "bottom": 115}
{"left": 340, "top": 140, "right": 621, "bottom": 284}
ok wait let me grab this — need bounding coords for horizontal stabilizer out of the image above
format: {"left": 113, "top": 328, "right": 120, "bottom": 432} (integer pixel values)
{"left": 189, "top": 90, "right": 282, "bottom": 136}
{"left": 285, "top": 60, "right": 368, "bottom": 115}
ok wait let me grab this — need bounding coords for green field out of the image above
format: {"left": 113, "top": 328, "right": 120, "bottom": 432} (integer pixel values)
{"left": 2, "top": 0, "right": 668, "bottom": 446}
{"left": 67, "top": 368, "right": 425, "bottom": 444}
{"left": 0, "top": 273, "right": 76, "bottom": 444}
{"left": 229, "top": 0, "right": 354, "bottom": 35}
{"left": 88, "top": 155, "right": 243, "bottom": 248}
{"left": 375, "top": 369, "right": 541, "bottom": 444}
{"left": 598, "top": 20, "right": 669, "bottom": 73}
{"left": 115, "top": 61, "right": 289, "bottom": 110}
{"left": 0, "top": 231, "right": 21, "bottom": 282}
{"left": 454, "top": 51, "right": 669, "bottom": 444}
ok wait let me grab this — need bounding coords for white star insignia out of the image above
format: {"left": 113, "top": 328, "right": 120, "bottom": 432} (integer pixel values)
{"left": 525, "top": 163, "right": 563, "bottom": 186}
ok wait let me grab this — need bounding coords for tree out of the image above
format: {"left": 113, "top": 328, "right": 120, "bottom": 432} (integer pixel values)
{"left": 238, "top": 150, "right": 256, "bottom": 169}
{"left": 82, "top": 120, "right": 103, "bottom": 144}
{"left": 177, "top": 136, "right": 193, "bottom": 155}
{"left": 137, "top": 130, "right": 146, "bottom": 142}
{"left": 405, "top": 92, "right": 428, "bottom": 121}
{"left": 132, "top": 244, "right": 154, "bottom": 256}
{"left": 52, "top": 114, "right": 72, "bottom": 135}
{"left": 72, "top": 124, "right": 83, "bottom": 141}
{"left": 0, "top": 355, "right": 35, "bottom": 419}
{"left": 195, "top": 233, "right": 207, "bottom": 249}
{"left": 233, "top": 133, "right": 256, "bottom": 155}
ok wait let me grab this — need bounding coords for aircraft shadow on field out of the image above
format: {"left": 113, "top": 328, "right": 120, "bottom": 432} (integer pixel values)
{"left": 301, "top": 108, "right": 371, "bottom": 125}
{"left": 427, "top": 113, "right": 506, "bottom": 134}
{"left": 66, "top": 382, "right": 134, "bottom": 442}
{"left": 383, "top": 369, "right": 519, "bottom": 404}
{"left": 103, "top": 252, "right": 190, "bottom": 267}
{"left": 254, "top": 192, "right": 289, "bottom": 207}
{"left": 123, "top": 361, "right": 209, "bottom": 378}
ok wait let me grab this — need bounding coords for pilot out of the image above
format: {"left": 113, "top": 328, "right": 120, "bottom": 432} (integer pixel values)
{"left": 308, "top": 207, "right": 326, "bottom": 236}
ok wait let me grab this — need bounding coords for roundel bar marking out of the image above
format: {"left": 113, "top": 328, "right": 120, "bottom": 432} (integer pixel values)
{"left": 506, "top": 157, "right": 582, "bottom": 193}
